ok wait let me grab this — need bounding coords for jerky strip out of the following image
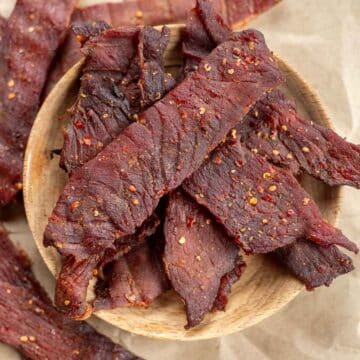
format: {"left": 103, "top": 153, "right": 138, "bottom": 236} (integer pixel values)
{"left": 273, "top": 240, "right": 354, "bottom": 289}
{"left": 240, "top": 89, "right": 360, "bottom": 188}
{"left": 94, "top": 234, "right": 170, "bottom": 310}
{"left": 181, "top": 1, "right": 357, "bottom": 288}
{"left": 0, "top": 225, "right": 141, "bottom": 360}
{"left": 44, "top": 0, "right": 282, "bottom": 94}
{"left": 182, "top": 138, "right": 358, "bottom": 254}
{"left": 44, "top": 30, "right": 283, "bottom": 318}
{"left": 163, "top": 191, "right": 244, "bottom": 328}
{"left": 0, "top": 0, "right": 76, "bottom": 205}
{"left": 61, "top": 25, "right": 174, "bottom": 173}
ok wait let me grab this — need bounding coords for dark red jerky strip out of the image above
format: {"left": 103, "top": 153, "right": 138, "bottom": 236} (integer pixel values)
{"left": 44, "top": 31, "right": 283, "bottom": 318}
{"left": 240, "top": 89, "right": 360, "bottom": 188}
{"left": 94, "top": 235, "right": 170, "bottom": 311}
{"left": 0, "top": 0, "right": 76, "bottom": 206}
{"left": 44, "top": 0, "right": 282, "bottom": 94}
{"left": 0, "top": 226, "right": 141, "bottom": 360}
{"left": 273, "top": 240, "right": 354, "bottom": 289}
{"left": 225, "top": 0, "right": 281, "bottom": 26}
{"left": 0, "top": 15, "right": 5, "bottom": 46}
{"left": 180, "top": 2, "right": 357, "bottom": 289}
{"left": 60, "top": 26, "right": 174, "bottom": 173}
{"left": 163, "top": 191, "right": 244, "bottom": 328}
{"left": 181, "top": 0, "right": 230, "bottom": 75}
{"left": 53, "top": 213, "right": 161, "bottom": 319}
{"left": 182, "top": 139, "right": 358, "bottom": 254}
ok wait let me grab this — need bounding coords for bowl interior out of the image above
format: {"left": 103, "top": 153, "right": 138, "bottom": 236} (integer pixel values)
{"left": 23, "top": 24, "right": 341, "bottom": 341}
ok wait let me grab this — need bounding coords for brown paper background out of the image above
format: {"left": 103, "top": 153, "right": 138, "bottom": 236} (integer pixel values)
{"left": 0, "top": 0, "right": 359, "bottom": 358}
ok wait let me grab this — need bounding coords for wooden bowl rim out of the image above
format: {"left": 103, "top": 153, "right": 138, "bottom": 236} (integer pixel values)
{"left": 23, "top": 24, "right": 342, "bottom": 341}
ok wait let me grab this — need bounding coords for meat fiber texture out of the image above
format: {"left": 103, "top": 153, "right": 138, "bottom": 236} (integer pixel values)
{"left": 44, "top": 0, "right": 282, "bottom": 94}
{"left": 182, "top": 137, "right": 358, "bottom": 254}
{"left": 163, "top": 191, "right": 245, "bottom": 328}
{"left": 273, "top": 240, "right": 354, "bottom": 290}
{"left": 94, "top": 232, "right": 170, "bottom": 311}
{"left": 61, "top": 25, "right": 175, "bottom": 173}
{"left": 0, "top": 0, "right": 76, "bottom": 206}
{"left": 240, "top": 89, "right": 360, "bottom": 188}
{"left": 44, "top": 29, "right": 283, "bottom": 319}
{"left": 0, "top": 225, "right": 141, "bottom": 360}
{"left": 179, "top": 0, "right": 357, "bottom": 290}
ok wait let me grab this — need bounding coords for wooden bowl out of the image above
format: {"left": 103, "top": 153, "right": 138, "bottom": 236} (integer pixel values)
{"left": 23, "top": 24, "right": 341, "bottom": 341}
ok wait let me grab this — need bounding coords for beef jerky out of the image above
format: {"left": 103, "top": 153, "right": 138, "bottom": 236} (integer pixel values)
{"left": 182, "top": 138, "right": 358, "bottom": 254}
{"left": 226, "top": 0, "right": 281, "bottom": 26}
{"left": 54, "top": 212, "right": 161, "bottom": 319}
{"left": 180, "top": 1, "right": 357, "bottom": 289}
{"left": 0, "top": 0, "right": 76, "bottom": 205}
{"left": 0, "top": 225, "right": 141, "bottom": 360}
{"left": 60, "top": 25, "right": 174, "bottom": 173}
{"left": 163, "top": 191, "right": 245, "bottom": 328}
{"left": 181, "top": 0, "right": 231, "bottom": 76}
{"left": 44, "top": 0, "right": 282, "bottom": 94}
{"left": 273, "top": 240, "right": 354, "bottom": 290}
{"left": 94, "top": 234, "right": 170, "bottom": 310}
{"left": 240, "top": 89, "right": 360, "bottom": 188}
{"left": 0, "top": 15, "right": 5, "bottom": 46}
{"left": 44, "top": 30, "right": 283, "bottom": 318}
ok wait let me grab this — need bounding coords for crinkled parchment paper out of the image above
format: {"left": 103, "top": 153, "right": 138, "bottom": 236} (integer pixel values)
{"left": 0, "top": 0, "right": 359, "bottom": 358}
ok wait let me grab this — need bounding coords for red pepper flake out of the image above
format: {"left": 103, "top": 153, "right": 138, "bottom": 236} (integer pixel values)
{"left": 287, "top": 209, "right": 295, "bottom": 216}
{"left": 268, "top": 185, "right": 277, "bottom": 192}
{"left": 83, "top": 136, "right": 92, "bottom": 146}
{"left": 180, "top": 111, "right": 188, "bottom": 119}
{"left": 178, "top": 236, "right": 186, "bottom": 245}
{"left": 7, "top": 79, "right": 14, "bottom": 88}
{"left": 187, "top": 216, "right": 195, "bottom": 228}
{"left": 70, "top": 200, "right": 80, "bottom": 211}
{"left": 204, "top": 63, "right": 212, "bottom": 72}
{"left": 249, "top": 197, "right": 258, "bottom": 205}
{"left": 135, "top": 10, "right": 143, "bottom": 19}
{"left": 212, "top": 156, "right": 222, "bottom": 164}
{"left": 272, "top": 149, "right": 280, "bottom": 155}
{"left": 302, "top": 146, "right": 310, "bottom": 153}
{"left": 303, "top": 197, "right": 310, "bottom": 205}
{"left": 64, "top": 300, "right": 71, "bottom": 306}
{"left": 8, "top": 92, "right": 16, "bottom": 100}
{"left": 227, "top": 68, "right": 235, "bottom": 75}
{"left": 128, "top": 185, "right": 137, "bottom": 193}
{"left": 74, "top": 120, "right": 85, "bottom": 129}
{"left": 132, "top": 198, "right": 139, "bottom": 205}
{"left": 248, "top": 41, "right": 255, "bottom": 50}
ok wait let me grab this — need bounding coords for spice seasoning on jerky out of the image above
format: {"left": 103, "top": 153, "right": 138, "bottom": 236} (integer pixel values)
{"left": 163, "top": 191, "right": 245, "bottom": 328}
{"left": 240, "top": 89, "right": 360, "bottom": 188}
{"left": 61, "top": 25, "right": 174, "bottom": 172}
{"left": 44, "top": 30, "right": 283, "bottom": 319}
{"left": 0, "top": 224, "right": 142, "bottom": 360}
{"left": 182, "top": 138, "right": 358, "bottom": 254}
{"left": 180, "top": 0, "right": 358, "bottom": 290}
{"left": 0, "top": 0, "right": 76, "bottom": 206}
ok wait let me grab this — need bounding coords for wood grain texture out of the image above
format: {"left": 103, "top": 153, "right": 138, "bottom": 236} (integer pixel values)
{"left": 23, "top": 24, "right": 341, "bottom": 341}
